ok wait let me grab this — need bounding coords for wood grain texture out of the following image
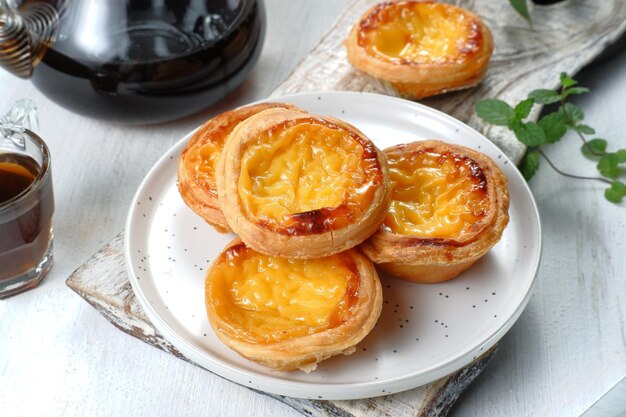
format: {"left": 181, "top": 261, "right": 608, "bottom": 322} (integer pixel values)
{"left": 65, "top": 234, "right": 188, "bottom": 361}
{"left": 272, "top": 0, "right": 626, "bottom": 164}
{"left": 278, "top": 346, "right": 497, "bottom": 417}
{"left": 66, "top": 231, "right": 498, "bottom": 417}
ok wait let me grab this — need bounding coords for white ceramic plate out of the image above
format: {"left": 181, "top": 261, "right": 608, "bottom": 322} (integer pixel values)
{"left": 125, "top": 92, "right": 541, "bottom": 400}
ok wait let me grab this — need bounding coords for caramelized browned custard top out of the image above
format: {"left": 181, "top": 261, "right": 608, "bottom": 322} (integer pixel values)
{"left": 237, "top": 117, "right": 383, "bottom": 235}
{"left": 384, "top": 148, "right": 489, "bottom": 240}
{"left": 358, "top": 1, "right": 483, "bottom": 65}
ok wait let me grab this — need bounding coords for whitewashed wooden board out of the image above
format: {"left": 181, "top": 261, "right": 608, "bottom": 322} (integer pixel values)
{"left": 67, "top": 233, "right": 498, "bottom": 417}
{"left": 66, "top": 0, "right": 626, "bottom": 416}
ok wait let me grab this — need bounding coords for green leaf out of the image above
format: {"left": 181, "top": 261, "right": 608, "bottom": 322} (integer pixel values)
{"left": 520, "top": 149, "right": 540, "bottom": 181}
{"left": 560, "top": 73, "right": 578, "bottom": 88}
{"left": 509, "top": 0, "right": 532, "bottom": 25}
{"left": 597, "top": 154, "right": 620, "bottom": 178}
{"left": 605, "top": 181, "right": 626, "bottom": 203}
{"left": 563, "top": 102, "right": 584, "bottom": 124}
{"left": 538, "top": 111, "right": 568, "bottom": 143}
{"left": 564, "top": 86, "right": 590, "bottom": 96}
{"left": 513, "top": 121, "right": 546, "bottom": 147}
{"left": 528, "top": 89, "right": 562, "bottom": 105}
{"left": 507, "top": 118, "right": 520, "bottom": 131}
{"left": 580, "top": 138, "right": 607, "bottom": 158}
{"left": 514, "top": 98, "right": 535, "bottom": 119}
{"left": 616, "top": 149, "right": 626, "bottom": 163}
{"left": 574, "top": 124, "right": 596, "bottom": 135}
{"left": 476, "top": 99, "right": 515, "bottom": 126}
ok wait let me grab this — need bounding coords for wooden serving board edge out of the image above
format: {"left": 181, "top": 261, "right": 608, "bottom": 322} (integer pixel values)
{"left": 66, "top": 232, "right": 498, "bottom": 417}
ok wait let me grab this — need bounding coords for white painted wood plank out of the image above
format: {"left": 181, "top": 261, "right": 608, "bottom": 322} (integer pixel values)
{"left": 449, "top": 38, "right": 626, "bottom": 417}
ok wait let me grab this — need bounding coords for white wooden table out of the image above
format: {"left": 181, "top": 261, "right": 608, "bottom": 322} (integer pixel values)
{"left": 1, "top": 1, "right": 625, "bottom": 416}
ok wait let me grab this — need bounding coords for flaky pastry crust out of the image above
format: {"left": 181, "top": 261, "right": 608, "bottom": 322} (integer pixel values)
{"left": 344, "top": 0, "right": 494, "bottom": 99}
{"left": 360, "top": 140, "right": 509, "bottom": 283}
{"left": 205, "top": 239, "right": 383, "bottom": 372}
{"left": 177, "top": 102, "right": 299, "bottom": 233}
{"left": 216, "top": 108, "right": 391, "bottom": 258}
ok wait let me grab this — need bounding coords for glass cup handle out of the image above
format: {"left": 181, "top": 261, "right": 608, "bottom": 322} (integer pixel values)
{"left": 0, "top": 99, "right": 38, "bottom": 150}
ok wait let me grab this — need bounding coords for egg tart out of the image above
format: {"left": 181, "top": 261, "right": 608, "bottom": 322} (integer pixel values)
{"left": 205, "top": 239, "right": 383, "bottom": 372}
{"left": 360, "top": 140, "right": 509, "bottom": 283}
{"left": 344, "top": 0, "right": 494, "bottom": 100}
{"left": 216, "top": 108, "right": 391, "bottom": 258}
{"left": 177, "top": 102, "right": 299, "bottom": 233}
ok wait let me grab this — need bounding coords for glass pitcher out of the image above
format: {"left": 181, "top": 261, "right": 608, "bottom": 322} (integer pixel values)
{"left": 0, "top": 0, "right": 265, "bottom": 124}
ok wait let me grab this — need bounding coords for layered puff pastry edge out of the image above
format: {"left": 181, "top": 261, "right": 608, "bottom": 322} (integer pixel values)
{"left": 360, "top": 140, "right": 509, "bottom": 283}
{"left": 205, "top": 238, "right": 383, "bottom": 372}
{"left": 216, "top": 108, "right": 391, "bottom": 259}
{"left": 344, "top": 0, "right": 494, "bottom": 100}
{"left": 177, "top": 102, "right": 300, "bottom": 233}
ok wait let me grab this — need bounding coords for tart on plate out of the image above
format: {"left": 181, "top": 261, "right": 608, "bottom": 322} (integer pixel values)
{"left": 344, "top": 0, "right": 494, "bottom": 99}
{"left": 177, "top": 102, "right": 299, "bottom": 233}
{"left": 216, "top": 108, "right": 391, "bottom": 258}
{"left": 205, "top": 238, "right": 383, "bottom": 372}
{"left": 360, "top": 140, "right": 509, "bottom": 283}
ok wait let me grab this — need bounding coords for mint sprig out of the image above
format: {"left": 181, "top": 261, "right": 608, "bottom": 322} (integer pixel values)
{"left": 476, "top": 73, "right": 626, "bottom": 204}
{"left": 509, "top": 0, "right": 532, "bottom": 26}
{"left": 606, "top": 182, "right": 626, "bottom": 203}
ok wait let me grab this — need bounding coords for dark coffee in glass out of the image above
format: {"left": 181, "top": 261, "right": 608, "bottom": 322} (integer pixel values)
{"left": 0, "top": 129, "right": 54, "bottom": 298}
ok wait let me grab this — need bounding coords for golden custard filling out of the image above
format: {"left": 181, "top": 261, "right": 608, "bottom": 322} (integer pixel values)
{"left": 187, "top": 128, "right": 230, "bottom": 195}
{"left": 359, "top": 2, "right": 480, "bottom": 64}
{"left": 207, "top": 244, "right": 360, "bottom": 344}
{"left": 384, "top": 149, "right": 488, "bottom": 239}
{"left": 238, "top": 118, "right": 380, "bottom": 234}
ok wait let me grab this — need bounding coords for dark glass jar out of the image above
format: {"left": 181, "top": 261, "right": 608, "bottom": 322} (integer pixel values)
{"left": 18, "top": 0, "right": 265, "bottom": 124}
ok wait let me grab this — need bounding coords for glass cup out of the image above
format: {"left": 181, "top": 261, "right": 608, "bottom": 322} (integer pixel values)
{"left": 0, "top": 127, "right": 54, "bottom": 298}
